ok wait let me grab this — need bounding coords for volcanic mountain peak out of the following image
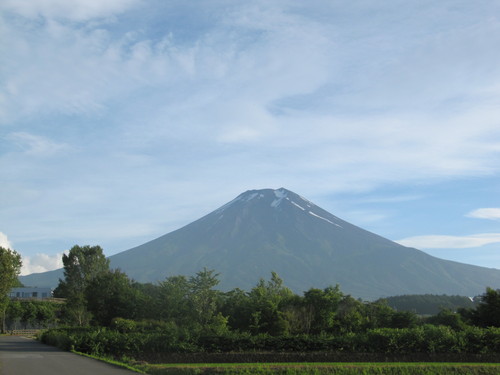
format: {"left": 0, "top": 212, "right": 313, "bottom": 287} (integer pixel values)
{"left": 19, "top": 187, "right": 500, "bottom": 300}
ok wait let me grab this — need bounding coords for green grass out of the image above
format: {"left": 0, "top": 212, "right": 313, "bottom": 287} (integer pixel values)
{"left": 136, "top": 362, "right": 500, "bottom": 375}
{"left": 68, "top": 350, "right": 500, "bottom": 375}
{"left": 71, "top": 350, "right": 147, "bottom": 374}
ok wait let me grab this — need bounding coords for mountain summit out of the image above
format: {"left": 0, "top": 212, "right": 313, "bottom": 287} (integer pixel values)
{"left": 108, "top": 187, "right": 500, "bottom": 299}
{"left": 20, "top": 188, "right": 500, "bottom": 300}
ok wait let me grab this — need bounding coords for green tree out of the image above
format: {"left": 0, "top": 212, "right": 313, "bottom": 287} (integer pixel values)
{"left": 388, "top": 310, "right": 418, "bottom": 329}
{"left": 302, "top": 286, "right": 343, "bottom": 334}
{"left": 363, "top": 299, "right": 395, "bottom": 329}
{"left": 220, "top": 288, "right": 252, "bottom": 331}
{"left": 5, "top": 300, "right": 22, "bottom": 330}
{"left": 156, "top": 269, "right": 227, "bottom": 334}
{"left": 248, "top": 272, "right": 293, "bottom": 335}
{"left": 0, "top": 247, "right": 22, "bottom": 333}
{"left": 55, "top": 245, "right": 110, "bottom": 325}
{"left": 281, "top": 294, "right": 313, "bottom": 334}
{"left": 158, "top": 275, "right": 192, "bottom": 325}
{"left": 335, "top": 295, "right": 367, "bottom": 333}
{"left": 86, "top": 269, "right": 140, "bottom": 326}
{"left": 471, "top": 287, "right": 500, "bottom": 327}
{"left": 131, "top": 282, "right": 162, "bottom": 320}
{"left": 426, "top": 308, "right": 466, "bottom": 330}
{"left": 189, "top": 268, "right": 222, "bottom": 329}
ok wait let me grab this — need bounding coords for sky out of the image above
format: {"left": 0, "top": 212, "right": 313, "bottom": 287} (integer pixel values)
{"left": 1, "top": 0, "right": 500, "bottom": 277}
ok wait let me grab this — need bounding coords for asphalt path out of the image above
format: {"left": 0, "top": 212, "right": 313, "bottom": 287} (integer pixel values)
{"left": 0, "top": 335, "right": 137, "bottom": 375}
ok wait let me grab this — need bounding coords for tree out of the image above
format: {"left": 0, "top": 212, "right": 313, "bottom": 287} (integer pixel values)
{"left": 471, "top": 287, "right": 500, "bottom": 327}
{"left": 158, "top": 275, "right": 192, "bottom": 325}
{"left": 0, "top": 247, "right": 22, "bottom": 333}
{"left": 86, "top": 269, "right": 140, "bottom": 326}
{"left": 156, "top": 269, "right": 227, "bottom": 334}
{"left": 220, "top": 288, "right": 252, "bottom": 332}
{"left": 248, "top": 272, "right": 293, "bottom": 335}
{"left": 363, "top": 299, "right": 395, "bottom": 329}
{"left": 302, "top": 285, "right": 343, "bottom": 334}
{"left": 426, "top": 308, "right": 466, "bottom": 330}
{"left": 55, "top": 245, "right": 109, "bottom": 325}
{"left": 189, "top": 268, "right": 222, "bottom": 328}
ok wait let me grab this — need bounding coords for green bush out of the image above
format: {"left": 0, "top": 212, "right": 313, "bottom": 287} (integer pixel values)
{"left": 111, "top": 318, "right": 136, "bottom": 333}
{"left": 40, "top": 329, "right": 73, "bottom": 350}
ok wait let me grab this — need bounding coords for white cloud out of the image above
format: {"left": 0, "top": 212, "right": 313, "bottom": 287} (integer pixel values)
{"left": 397, "top": 234, "right": 500, "bottom": 249}
{"left": 0, "top": 0, "right": 141, "bottom": 21}
{"left": 467, "top": 208, "right": 500, "bottom": 220}
{"left": 0, "top": 232, "right": 12, "bottom": 249}
{"left": 20, "top": 252, "right": 65, "bottom": 276}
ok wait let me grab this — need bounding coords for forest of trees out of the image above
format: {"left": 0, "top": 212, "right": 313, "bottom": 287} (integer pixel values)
{"left": 5, "top": 245, "right": 500, "bottom": 359}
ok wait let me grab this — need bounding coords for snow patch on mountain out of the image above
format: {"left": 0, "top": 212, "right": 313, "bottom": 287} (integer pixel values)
{"left": 291, "top": 200, "right": 306, "bottom": 211}
{"left": 215, "top": 190, "right": 265, "bottom": 213}
{"left": 309, "top": 211, "right": 342, "bottom": 228}
{"left": 244, "top": 192, "right": 259, "bottom": 202}
{"left": 271, "top": 188, "right": 288, "bottom": 208}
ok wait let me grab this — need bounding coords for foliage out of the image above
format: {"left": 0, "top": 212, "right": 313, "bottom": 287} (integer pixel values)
{"left": 40, "top": 324, "right": 500, "bottom": 360}
{"left": 469, "top": 288, "right": 500, "bottom": 327}
{"left": 85, "top": 269, "right": 141, "bottom": 326}
{"left": 0, "top": 246, "right": 22, "bottom": 333}
{"left": 246, "top": 272, "right": 293, "bottom": 335}
{"left": 425, "top": 309, "right": 466, "bottom": 330}
{"left": 55, "top": 245, "right": 110, "bottom": 325}
{"left": 42, "top": 247, "right": 500, "bottom": 360}
{"left": 5, "top": 300, "right": 61, "bottom": 330}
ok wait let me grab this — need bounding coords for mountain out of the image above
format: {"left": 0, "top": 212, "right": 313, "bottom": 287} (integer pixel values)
{"left": 20, "top": 188, "right": 500, "bottom": 300}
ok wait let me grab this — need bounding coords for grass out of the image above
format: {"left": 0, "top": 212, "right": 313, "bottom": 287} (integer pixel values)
{"left": 71, "top": 350, "right": 148, "bottom": 374}
{"left": 66, "top": 349, "right": 500, "bottom": 375}
{"left": 135, "top": 362, "right": 500, "bottom": 375}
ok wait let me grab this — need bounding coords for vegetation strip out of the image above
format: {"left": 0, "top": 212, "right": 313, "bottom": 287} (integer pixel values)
{"left": 145, "top": 362, "right": 500, "bottom": 368}
{"left": 72, "top": 350, "right": 147, "bottom": 374}
{"left": 138, "top": 362, "right": 500, "bottom": 375}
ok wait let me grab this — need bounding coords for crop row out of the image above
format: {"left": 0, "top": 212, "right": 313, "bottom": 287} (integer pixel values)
{"left": 40, "top": 325, "right": 500, "bottom": 361}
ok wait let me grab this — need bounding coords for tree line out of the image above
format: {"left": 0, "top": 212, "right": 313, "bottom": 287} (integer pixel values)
{"left": 3, "top": 244, "right": 500, "bottom": 339}
{"left": 38, "top": 245, "right": 500, "bottom": 360}
{"left": 47, "top": 245, "right": 500, "bottom": 335}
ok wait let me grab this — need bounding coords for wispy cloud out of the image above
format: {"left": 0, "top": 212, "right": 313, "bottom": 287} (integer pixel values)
{"left": 397, "top": 234, "right": 500, "bottom": 249}
{"left": 5, "top": 132, "right": 70, "bottom": 157}
{"left": 467, "top": 208, "right": 500, "bottom": 220}
{"left": 0, "top": 0, "right": 141, "bottom": 21}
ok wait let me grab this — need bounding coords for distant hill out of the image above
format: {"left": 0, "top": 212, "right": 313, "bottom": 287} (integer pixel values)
{"left": 382, "top": 294, "right": 479, "bottom": 315}
{"left": 20, "top": 188, "right": 500, "bottom": 300}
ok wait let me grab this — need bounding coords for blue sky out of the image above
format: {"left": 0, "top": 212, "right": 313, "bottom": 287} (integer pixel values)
{"left": 1, "top": 1, "right": 500, "bottom": 276}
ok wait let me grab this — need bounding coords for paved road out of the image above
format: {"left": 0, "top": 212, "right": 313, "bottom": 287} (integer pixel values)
{"left": 0, "top": 335, "right": 137, "bottom": 375}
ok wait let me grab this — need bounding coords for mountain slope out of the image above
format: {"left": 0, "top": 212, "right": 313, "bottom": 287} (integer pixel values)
{"left": 20, "top": 188, "right": 500, "bottom": 300}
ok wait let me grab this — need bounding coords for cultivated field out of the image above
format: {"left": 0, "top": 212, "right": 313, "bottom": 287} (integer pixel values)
{"left": 137, "top": 362, "right": 500, "bottom": 375}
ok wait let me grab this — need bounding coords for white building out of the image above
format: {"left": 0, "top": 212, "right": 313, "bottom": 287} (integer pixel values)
{"left": 9, "top": 287, "right": 52, "bottom": 299}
